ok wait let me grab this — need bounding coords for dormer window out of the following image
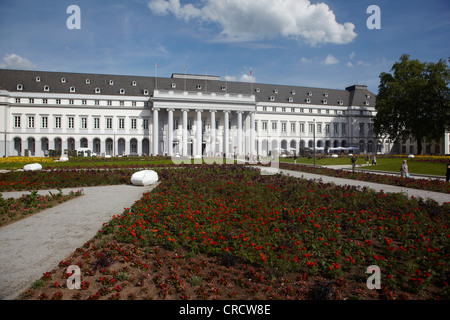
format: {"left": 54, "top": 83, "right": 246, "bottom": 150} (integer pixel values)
{"left": 43, "top": 85, "right": 50, "bottom": 92}
{"left": 270, "top": 96, "right": 275, "bottom": 101}
{"left": 274, "top": 89, "right": 278, "bottom": 94}
{"left": 16, "top": 84, "right": 23, "bottom": 91}
{"left": 171, "top": 83, "right": 176, "bottom": 88}
{"left": 197, "top": 84, "right": 202, "bottom": 90}
{"left": 109, "top": 80, "right": 114, "bottom": 85}
{"left": 132, "top": 81, "right": 137, "bottom": 86}
{"left": 307, "top": 91, "right": 312, "bottom": 96}
{"left": 36, "top": 76, "right": 41, "bottom": 82}
{"left": 338, "top": 100, "right": 343, "bottom": 105}
{"left": 70, "top": 86, "right": 76, "bottom": 93}
{"left": 323, "top": 92, "right": 328, "bottom": 97}
{"left": 306, "top": 98, "right": 311, "bottom": 103}
{"left": 61, "top": 78, "right": 66, "bottom": 83}
{"left": 322, "top": 99, "right": 328, "bottom": 104}
{"left": 221, "top": 86, "right": 226, "bottom": 91}
{"left": 86, "top": 79, "right": 91, "bottom": 84}
{"left": 291, "top": 90, "right": 296, "bottom": 95}
{"left": 95, "top": 87, "right": 101, "bottom": 94}
{"left": 255, "top": 88, "right": 260, "bottom": 93}
{"left": 366, "top": 94, "right": 371, "bottom": 98}
{"left": 119, "top": 88, "right": 125, "bottom": 94}
{"left": 143, "top": 89, "right": 149, "bottom": 95}
{"left": 288, "top": 97, "right": 293, "bottom": 102}
{"left": 364, "top": 101, "right": 369, "bottom": 106}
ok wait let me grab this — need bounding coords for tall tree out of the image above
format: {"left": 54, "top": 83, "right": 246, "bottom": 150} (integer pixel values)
{"left": 373, "top": 54, "right": 450, "bottom": 154}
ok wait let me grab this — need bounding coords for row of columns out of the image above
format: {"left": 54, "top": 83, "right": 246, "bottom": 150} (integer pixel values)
{"left": 152, "top": 108, "right": 255, "bottom": 157}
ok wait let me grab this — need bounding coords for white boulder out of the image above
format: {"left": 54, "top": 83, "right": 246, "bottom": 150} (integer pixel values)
{"left": 23, "top": 163, "right": 42, "bottom": 171}
{"left": 59, "top": 156, "right": 69, "bottom": 162}
{"left": 131, "top": 170, "right": 159, "bottom": 186}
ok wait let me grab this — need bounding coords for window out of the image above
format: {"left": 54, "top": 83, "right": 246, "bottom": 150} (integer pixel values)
{"left": 338, "top": 100, "right": 343, "bottom": 105}
{"left": 131, "top": 118, "right": 137, "bottom": 130}
{"left": 41, "top": 116, "right": 48, "bottom": 128}
{"left": 317, "top": 123, "right": 322, "bottom": 133}
{"left": 288, "top": 97, "right": 293, "bottom": 102}
{"left": 299, "top": 123, "right": 305, "bottom": 133}
{"left": 307, "top": 91, "right": 312, "bottom": 96}
{"left": 36, "top": 76, "right": 41, "bottom": 82}
{"left": 14, "top": 116, "right": 21, "bottom": 128}
{"left": 29, "top": 98, "right": 34, "bottom": 104}
{"left": 56, "top": 99, "right": 61, "bottom": 104}
{"left": 15, "top": 98, "right": 20, "bottom": 103}
{"left": 306, "top": 98, "right": 311, "bottom": 103}
{"left": 290, "top": 122, "right": 296, "bottom": 133}
{"left": 281, "top": 122, "right": 287, "bottom": 133}
{"left": 309, "top": 123, "right": 314, "bottom": 133}
{"left": 143, "top": 119, "right": 149, "bottom": 130}
{"left": 272, "top": 107, "right": 277, "bottom": 112}
{"left": 17, "top": 84, "right": 23, "bottom": 90}
{"left": 55, "top": 116, "right": 62, "bottom": 129}
{"left": 118, "top": 118, "right": 125, "bottom": 129}
{"left": 262, "top": 121, "right": 268, "bottom": 132}
{"left": 197, "top": 84, "right": 202, "bottom": 89}
{"left": 43, "top": 99, "right": 48, "bottom": 104}
{"left": 95, "top": 100, "right": 99, "bottom": 106}
{"left": 28, "top": 116, "right": 35, "bottom": 128}
{"left": 94, "top": 118, "right": 100, "bottom": 129}
{"left": 132, "top": 101, "right": 136, "bottom": 107}
{"left": 82, "top": 100, "right": 87, "bottom": 105}
{"left": 109, "top": 80, "right": 114, "bottom": 85}
{"left": 325, "top": 124, "right": 330, "bottom": 133}
{"left": 270, "top": 96, "right": 275, "bottom": 101}
{"left": 171, "top": 83, "right": 176, "bottom": 88}
{"left": 61, "top": 78, "right": 66, "bottom": 83}
{"left": 108, "top": 101, "right": 112, "bottom": 106}
{"left": 120, "top": 101, "right": 124, "bottom": 106}
{"left": 187, "top": 119, "right": 192, "bottom": 131}
{"left": 132, "top": 81, "right": 137, "bottom": 86}
{"left": 272, "top": 122, "right": 277, "bottom": 131}
{"left": 86, "top": 79, "right": 91, "bottom": 84}
{"left": 70, "top": 86, "right": 75, "bottom": 93}
{"left": 106, "top": 118, "right": 113, "bottom": 129}
{"left": 81, "top": 117, "right": 87, "bottom": 129}
{"left": 143, "top": 89, "right": 149, "bottom": 95}
{"left": 119, "top": 88, "right": 125, "bottom": 94}
{"left": 69, "top": 99, "right": 74, "bottom": 105}
{"left": 322, "top": 99, "right": 327, "bottom": 104}
{"left": 282, "top": 107, "right": 286, "bottom": 112}
{"left": 254, "top": 121, "right": 258, "bottom": 132}
{"left": 342, "top": 123, "right": 347, "bottom": 135}
{"left": 95, "top": 87, "right": 101, "bottom": 94}
{"left": 262, "top": 106, "right": 267, "bottom": 111}
{"left": 359, "top": 123, "right": 365, "bottom": 135}
{"left": 334, "top": 124, "right": 339, "bottom": 134}
{"left": 68, "top": 117, "right": 74, "bottom": 129}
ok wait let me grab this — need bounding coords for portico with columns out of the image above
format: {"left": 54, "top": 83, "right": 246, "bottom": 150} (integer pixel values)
{"left": 150, "top": 89, "right": 256, "bottom": 157}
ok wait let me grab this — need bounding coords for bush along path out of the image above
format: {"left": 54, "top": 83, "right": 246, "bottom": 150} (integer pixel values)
{"left": 0, "top": 189, "right": 83, "bottom": 227}
{"left": 19, "top": 165, "right": 449, "bottom": 300}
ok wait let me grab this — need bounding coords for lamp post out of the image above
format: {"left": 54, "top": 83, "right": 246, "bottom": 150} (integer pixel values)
{"left": 313, "top": 119, "right": 316, "bottom": 167}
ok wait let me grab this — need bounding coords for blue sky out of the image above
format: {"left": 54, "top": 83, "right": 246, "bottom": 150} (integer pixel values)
{"left": 0, "top": 0, "right": 448, "bottom": 94}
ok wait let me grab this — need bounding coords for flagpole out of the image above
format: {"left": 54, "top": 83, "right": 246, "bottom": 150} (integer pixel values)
{"left": 225, "top": 68, "right": 228, "bottom": 94}
{"left": 205, "top": 67, "right": 207, "bottom": 92}
{"left": 155, "top": 63, "right": 158, "bottom": 90}
{"left": 184, "top": 65, "right": 187, "bottom": 91}
{"left": 250, "top": 69, "right": 253, "bottom": 95}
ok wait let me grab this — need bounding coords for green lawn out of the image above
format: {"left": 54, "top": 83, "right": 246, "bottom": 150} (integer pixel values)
{"left": 280, "top": 156, "right": 448, "bottom": 176}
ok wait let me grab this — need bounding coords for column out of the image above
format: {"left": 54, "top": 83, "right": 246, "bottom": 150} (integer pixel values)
{"left": 223, "top": 111, "right": 230, "bottom": 156}
{"left": 210, "top": 110, "right": 216, "bottom": 156}
{"left": 237, "top": 111, "right": 243, "bottom": 156}
{"left": 250, "top": 112, "right": 255, "bottom": 156}
{"left": 167, "top": 108, "right": 174, "bottom": 156}
{"left": 152, "top": 108, "right": 159, "bottom": 155}
{"left": 195, "top": 109, "right": 202, "bottom": 158}
{"left": 182, "top": 109, "right": 188, "bottom": 157}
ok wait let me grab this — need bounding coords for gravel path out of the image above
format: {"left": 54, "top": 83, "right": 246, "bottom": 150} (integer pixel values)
{"left": 0, "top": 183, "right": 159, "bottom": 300}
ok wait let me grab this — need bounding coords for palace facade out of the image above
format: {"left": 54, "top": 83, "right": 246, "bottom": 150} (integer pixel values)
{"left": 1, "top": 68, "right": 440, "bottom": 159}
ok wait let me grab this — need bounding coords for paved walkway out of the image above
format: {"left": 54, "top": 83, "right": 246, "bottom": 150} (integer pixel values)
{"left": 258, "top": 166, "right": 449, "bottom": 205}
{"left": 0, "top": 183, "right": 159, "bottom": 300}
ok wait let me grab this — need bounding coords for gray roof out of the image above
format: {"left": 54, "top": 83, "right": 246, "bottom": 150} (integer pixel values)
{"left": 0, "top": 69, "right": 376, "bottom": 106}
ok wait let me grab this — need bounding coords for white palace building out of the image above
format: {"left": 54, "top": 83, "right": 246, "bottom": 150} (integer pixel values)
{"left": 1, "top": 69, "right": 446, "bottom": 159}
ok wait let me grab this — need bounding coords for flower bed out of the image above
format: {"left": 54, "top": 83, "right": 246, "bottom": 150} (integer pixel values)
{"left": 20, "top": 165, "right": 449, "bottom": 300}
{"left": 276, "top": 162, "right": 450, "bottom": 194}
{"left": 1, "top": 189, "right": 83, "bottom": 227}
{"left": 0, "top": 169, "right": 135, "bottom": 192}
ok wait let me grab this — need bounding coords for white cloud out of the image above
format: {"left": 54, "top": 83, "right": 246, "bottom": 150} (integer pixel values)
{"left": 240, "top": 74, "right": 256, "bottom": 83}
{"left": 148, "top": 0, "right": 357, "bottom": 46}
{"left": 357, "top": 60, "right": 371, "bottom": 67}
{"left": 300, "top": 57, "right": 312, "bottom": 63}
{"left": 0, "top": 53, "right": 36, "bottom": 69}
{"left": 349, "top": 51, "right": 356, "bottom": 60}
{"left": 321, "top": 54, "right": 339, "bottom": 65}
{"left": 347, "top": 61, "right": 354, "bottom": 67}
{"left": 224, "top": 75, "right": 237, "bottom": 81}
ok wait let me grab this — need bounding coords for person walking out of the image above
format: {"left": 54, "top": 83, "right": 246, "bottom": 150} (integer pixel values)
{"left": 351, "top": 155, "right": 357, "bottom": 172}
{"left": 365, "top": 155, "right": 369, "bottom": 166}
{"left": 446, "top": 163, "right": 450, "bottom": 182}
{"left": 401, "top": 160, "right": 409, "bottom": 178}
{"left": 372, "top": 155, "right": 377, "bottom": 165}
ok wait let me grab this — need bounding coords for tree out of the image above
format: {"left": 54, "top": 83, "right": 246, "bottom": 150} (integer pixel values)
{"left": 373, "top": 54, "right": 450, "bottom": 154}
